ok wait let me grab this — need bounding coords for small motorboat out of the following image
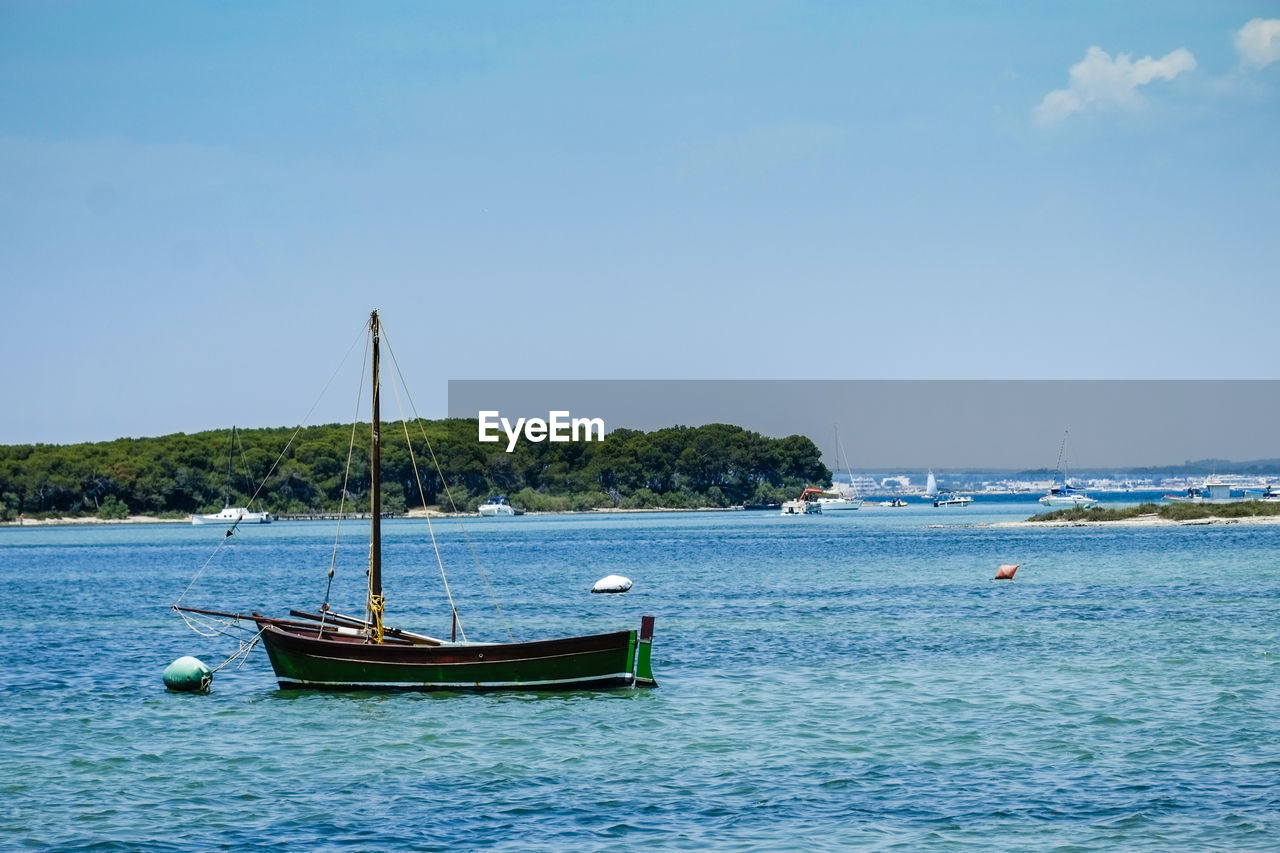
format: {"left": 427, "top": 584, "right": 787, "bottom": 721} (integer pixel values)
{"left": 478, "top": 495, "right": 517, "bottom": 517}
{"left": 781, "top": 487, "right": 824, "bottom": 515}
{"left": 1038, "top": 486, "right": 1097, "bottom": 508}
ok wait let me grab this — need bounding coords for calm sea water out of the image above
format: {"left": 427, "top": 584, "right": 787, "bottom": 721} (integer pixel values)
{"left": 2, "top": 498, "right": 1278, "bottom": 851}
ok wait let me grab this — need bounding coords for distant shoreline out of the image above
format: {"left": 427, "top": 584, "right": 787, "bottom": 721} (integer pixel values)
{"left": 8, "top": 506, "right": 1279, "bottom": 528}
{"left": 2, "top": 505, "right": 749, "bottom": 527}
{"left": 2, "top": 514, "right": 186, "bottom": 526}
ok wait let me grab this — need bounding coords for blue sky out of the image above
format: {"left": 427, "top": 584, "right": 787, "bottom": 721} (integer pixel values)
{"left": 2, "top": 2, "right": 1278, "bottom": 445}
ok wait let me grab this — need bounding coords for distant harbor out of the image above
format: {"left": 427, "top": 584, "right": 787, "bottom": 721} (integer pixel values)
{"left": 834, "top": 471, "right": 1278, "bottom": 499}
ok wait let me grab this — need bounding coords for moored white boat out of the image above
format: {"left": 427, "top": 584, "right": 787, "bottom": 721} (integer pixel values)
{"left": 933, "top": 493, "right": 972, "bottom": 507}
{"left": 193, "top": 426, "right": 272, "bottom": 526}
{"left": 1038, "top": 430, "right": 1097, "bottom": 509}
{"left": 478, "top": 495, "right": 517, "bottom": 516}
{"left": 782, "top": 487, "right": 823, "bottom": 515}
{"left": 1164, "top": 479, "right": 1235, "bottom": 504}
{"left": 816, "top": 495, "right": 862, "bottom": 512}
{"left": 1038, "top": 487, "right": 1097, "bottom": 508}
{"left": 821, "top": 426, "right": 862, "bottom": 512}
{"left": 193, "top": 506, "right": 272, "bottom": 525}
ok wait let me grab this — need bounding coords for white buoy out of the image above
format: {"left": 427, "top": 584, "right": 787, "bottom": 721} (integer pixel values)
{"left": 163, "top": 656, "right": 213, "bottom": 692}
{"left": 591, "top": 574, "right": 632, "bottom": 594}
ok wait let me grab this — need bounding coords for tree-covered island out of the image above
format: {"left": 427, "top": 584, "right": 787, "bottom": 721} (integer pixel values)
{"left": 0, "top": 421, "right": 831, "bottom": 520}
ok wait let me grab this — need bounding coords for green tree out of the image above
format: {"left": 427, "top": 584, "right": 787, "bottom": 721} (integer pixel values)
{"left": 97, "top": 495, "right": 129, "bottom": 520}
{"left": 0, "top": 419, "right": 831, "bottom": 516}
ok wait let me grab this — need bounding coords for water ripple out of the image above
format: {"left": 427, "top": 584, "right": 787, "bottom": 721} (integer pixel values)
{"left": 2, "top": 514, "right": 1279, "bottom": 850}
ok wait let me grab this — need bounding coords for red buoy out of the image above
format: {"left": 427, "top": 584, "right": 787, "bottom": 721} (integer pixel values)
{"left": 994, "top": 563, "right": 1020, "bottom": 580}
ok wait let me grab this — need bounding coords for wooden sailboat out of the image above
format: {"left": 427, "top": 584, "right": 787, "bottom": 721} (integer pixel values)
{"left": 176, "top": 311, "right": 656, "bottom": 691}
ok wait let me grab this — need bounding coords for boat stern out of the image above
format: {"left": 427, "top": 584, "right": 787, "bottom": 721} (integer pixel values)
{"left": 634, "top": 615, "right": 657, "bottom": 687}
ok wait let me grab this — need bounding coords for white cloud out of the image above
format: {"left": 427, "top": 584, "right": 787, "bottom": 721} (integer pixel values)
{"left": 1235, "top": 18, "right": 1280, "bottom": 69}
{"left": 1034, "top": 46, "right": 1197, "bottom": 125}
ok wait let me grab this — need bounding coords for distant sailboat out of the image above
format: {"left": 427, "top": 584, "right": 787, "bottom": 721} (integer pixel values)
{"left": 1038, "top": 429, "right": 1098, "bottom": 508}
{"left": 923, "top": 469, "right": 971, "bottom": 507}
{"left": 191, "top": 426, "right": 272, "bottom": 525}
{"left": 817, "top": 425, "right": 862, "bottom": 512}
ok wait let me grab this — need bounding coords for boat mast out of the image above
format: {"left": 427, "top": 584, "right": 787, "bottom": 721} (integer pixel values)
{"left": 1054, "top": 429, "right": 1070, "bottom": 485}
{"left": 225, "top": 426, "right": 235, "bottom": 507}
{"left": 368, "top": 310, "right": 384, "bottom": 643}
{"left": 833, "top": 425, "right": 839, "bottom": 484}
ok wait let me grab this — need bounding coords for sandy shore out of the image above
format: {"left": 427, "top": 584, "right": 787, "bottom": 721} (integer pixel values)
{"left": 995, "top": 513, "right": 1280, "bottom": 528}
{"left": 406, "top": 506, "right": 742, "bottom": 518}
{"left": 2, "top": 514, "right": 187, "bottom": 526}
{"left": 5, "top": 506, "right": 741, "bottom": 526}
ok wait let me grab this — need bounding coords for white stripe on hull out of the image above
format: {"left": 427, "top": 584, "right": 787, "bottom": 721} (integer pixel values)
{"left": 277, "top": 671, "right": 635, "bottom": 689}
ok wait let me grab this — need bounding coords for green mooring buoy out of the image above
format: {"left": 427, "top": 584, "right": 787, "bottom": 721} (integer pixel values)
{"left": 163, "top": 656, "right": 212, "bottom": 693}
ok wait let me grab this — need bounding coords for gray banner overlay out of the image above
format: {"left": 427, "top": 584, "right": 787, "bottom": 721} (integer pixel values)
{"left": 448, "top": 380, "right": 1280, "bottom": 469}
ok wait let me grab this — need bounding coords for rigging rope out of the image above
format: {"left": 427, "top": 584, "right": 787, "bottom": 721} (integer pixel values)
{"left": 174, "top": 320, "right": 365, "bottom": 623}
{"left": 1054, "top": 429, "right": 1071, "bottom": 480}
{"left": 210, "top": 627, "right": 265, "bottom": 673}
{"left": 175, "top": 605, "right": 241, "bottom": 638}
{"left": 388, "top": 376, "right": 469, "bottom": 644}
{"left": 173, "top": 608, "right": 263, "bottom": 673}
{"left": 382, "top": 326, "right": 516, "bottom": 643}
{"left": 327, "top": 335, "right": 370, "bottom": 618}
{"left": 176, "top": 316, "right": 520, "bottom": 652}
{"left": 173, "top": 525, "right": 240, "bottom": 607}
{"left": 232, "top": 427, "right": 254, "bottom": 503}
{"left": 239, "top": 323, "right": 368, "bottom": 515}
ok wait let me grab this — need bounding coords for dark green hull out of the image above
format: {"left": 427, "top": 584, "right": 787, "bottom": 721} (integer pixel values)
{"left": 257, "top": 616, "right": 657, "bottom": 691}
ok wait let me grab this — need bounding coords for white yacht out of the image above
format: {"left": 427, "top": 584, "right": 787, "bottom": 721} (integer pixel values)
{"left": 782, "top": 488, "right": 823, "bottom": 515}
{"left": 1038, "top": 487, "right": 1097, "bottom": 508}
{"left": 819, "top": 426, "right": 862, "bottom": 511}
{"left": 194, "top": 426, "right": 273, "bottom": 525}
{"left": 817, "top": 495, "right": 862, "bottom": 512}
{"left": 478, "top": 496, "right": 517, "bottom": 517}
{"left": 1038, "top": 430, "right": 1097, "bottom": 508}
{"left": 193, "top": 505, "right": 272, "bottom": 525}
